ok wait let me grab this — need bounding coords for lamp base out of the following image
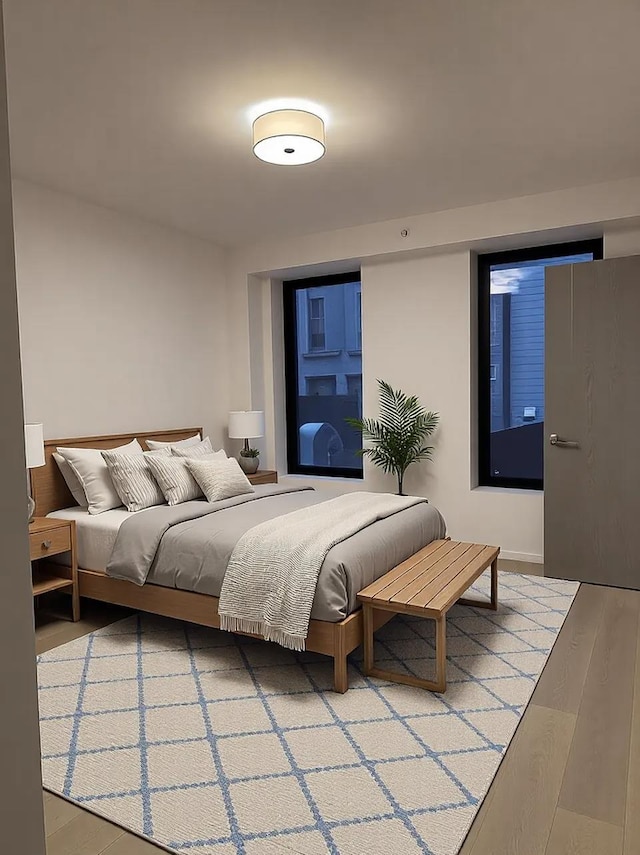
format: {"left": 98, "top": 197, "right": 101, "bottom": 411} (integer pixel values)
{"left": 28, "top": 493, "right": 35, "bottom": 523}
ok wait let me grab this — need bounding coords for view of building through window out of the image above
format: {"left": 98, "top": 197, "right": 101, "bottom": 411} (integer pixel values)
{"left": 284, "top": 272, "right": 363, "bottom": 477}
{"left": 479, "top": 241, "right": 602, "bottom": 488}
{"left": 307, "top": 296, "right": 326, "bottom": 351}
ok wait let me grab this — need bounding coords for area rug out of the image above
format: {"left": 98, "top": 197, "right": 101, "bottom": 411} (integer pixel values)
{"left": 37, "top": 572, "right": 578, "bottom": 855}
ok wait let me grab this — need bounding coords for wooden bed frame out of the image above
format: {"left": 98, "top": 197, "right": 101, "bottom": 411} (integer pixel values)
{"left": 32, "top": 427, "right": 392, "bottom": 692}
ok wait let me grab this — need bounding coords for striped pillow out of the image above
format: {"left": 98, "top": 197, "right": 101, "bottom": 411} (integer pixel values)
{"left": 147, "top": 451, "right": 228, "bottom": 505}
{"left": 146, "top": 455, "right": 204, "bottom": 505}
{"left": 187, "top": 457, "right": 254, "bottom": 503}
{"left": 101, "top": 450, "right": 167, "bottom": 512}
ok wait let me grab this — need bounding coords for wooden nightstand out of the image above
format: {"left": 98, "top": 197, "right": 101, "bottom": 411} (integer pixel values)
{"left": 248, "top": 470, "right": 278, "bottom": 485}
{"left": 29, "top": 518, "right": 79, "bottom": 621}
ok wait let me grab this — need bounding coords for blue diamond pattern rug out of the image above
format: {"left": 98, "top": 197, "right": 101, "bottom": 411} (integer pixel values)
{"left": 37, "top": 572, "right": 578, "bottom": 855}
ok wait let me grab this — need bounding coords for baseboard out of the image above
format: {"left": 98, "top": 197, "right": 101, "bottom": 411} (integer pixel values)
{"left": 499, "top": 551, "right": 544, "bottom": 564}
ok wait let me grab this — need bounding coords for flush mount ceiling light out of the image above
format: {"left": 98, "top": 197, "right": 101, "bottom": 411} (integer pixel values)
{"left": 252, "top": 109, "right": 325, "bottom": 165}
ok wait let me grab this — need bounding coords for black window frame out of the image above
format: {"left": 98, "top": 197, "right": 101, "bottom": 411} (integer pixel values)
{"left": 478, "top": 238, "right": 603, "bottom": 491}
{"left": 283, "top": 270, "right": 363, "bottom": 479}
{"left": 354, "top": 290, "right": 362, "bottom": 351}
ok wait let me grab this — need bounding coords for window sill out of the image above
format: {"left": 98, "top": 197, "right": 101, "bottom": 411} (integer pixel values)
{"left": 347, "top": 349, "right": 362, "bottom": 356}
{"left": 472, "top": 485, "right": 543, "bottom": 496}
{"left": 302, "top": 350, "right": 342, "bottom": 358}
{"left": 284, "top": 473, "right": 364, "bottom": 484}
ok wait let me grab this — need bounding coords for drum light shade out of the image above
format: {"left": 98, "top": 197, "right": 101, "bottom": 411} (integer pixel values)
{"left": 252, "top": 109, "right": 325, "bottom": 165}
{"left": 228, "top": 411, "right": 265, "bottom": 440}
{"left": 24, "top": 423, "right": 45, "bottom": 469}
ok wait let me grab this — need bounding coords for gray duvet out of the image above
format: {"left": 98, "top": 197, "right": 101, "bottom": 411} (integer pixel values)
{"left": 107, "top": 485, "right": 446, "bottom": 622}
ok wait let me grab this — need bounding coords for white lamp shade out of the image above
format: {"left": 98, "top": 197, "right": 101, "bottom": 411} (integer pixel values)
{"left": 228, "top": 411, "right": 265, "bottom": 440}
{"left": 24, "top": 423, "right": 45, "bottom": 469}
{"left": 253, "top": 110, "right": 325, "bottom": 165}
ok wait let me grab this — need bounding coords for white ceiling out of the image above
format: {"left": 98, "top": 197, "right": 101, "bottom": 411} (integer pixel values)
{"left": 4, "top": 0, "right": 640, "bottom": 248}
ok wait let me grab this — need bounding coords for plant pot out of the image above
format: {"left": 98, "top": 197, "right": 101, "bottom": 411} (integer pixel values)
{"left": 238, "top": 455, "right": 259, "bottom": 475}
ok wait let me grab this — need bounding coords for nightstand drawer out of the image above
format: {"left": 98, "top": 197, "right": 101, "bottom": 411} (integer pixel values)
{"left": 29, "top": 526, "right": 71, "bottom": 561}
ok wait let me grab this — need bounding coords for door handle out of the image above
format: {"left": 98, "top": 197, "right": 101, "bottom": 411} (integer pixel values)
{"left": 549, "top": 433, "right": 580, "bottom": 449}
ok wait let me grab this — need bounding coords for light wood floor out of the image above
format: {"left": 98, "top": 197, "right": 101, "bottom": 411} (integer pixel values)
{"left": 35, "top": 566, "right": 640, "bottom": 855}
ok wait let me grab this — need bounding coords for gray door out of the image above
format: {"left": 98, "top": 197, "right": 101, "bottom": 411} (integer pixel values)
{"left": 545, "top": 255, "right": 640, "bottom": 588}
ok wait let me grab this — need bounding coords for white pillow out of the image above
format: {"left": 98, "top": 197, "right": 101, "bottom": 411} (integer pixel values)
{"left": 146, "top": 455, "right": 203, "bottom": 505}
{"left": 57, "top": 438, "right": 142, "bottom": 514}
{"left": 190, "top": 450, "right": 227, "bottom": 461}
{"left": 187, "top": 457, "right": 254, "bottom": 503}
{"left": 52, "top": 452, "right": 89, "bottom": 508}
{"left": 146, "top": 432, "right": 201, "bottom": 451}
{"left": 172, "top": 437, "right": 218, "bottom": 458}
{"left": 53, "top": 437, "right": 147, "bottom": 508}
{"left": 147, "top": 450, "right": 227, "bottom": 506}
{"left": 101, "top": 449, "right": 167, "bottom": 512}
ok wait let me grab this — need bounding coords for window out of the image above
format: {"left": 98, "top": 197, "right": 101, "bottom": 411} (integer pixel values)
{"left": 306, "top": 375, "right": 337, "bottom": 396}
{"left": 478, "top": 239, "right": 602, "bottom": 490}
{"left": 308, "top": 296, "right": 326, "bottom": 351}
{"left": 284, "top": 271, "right": 363, "bottom": 477}
{"left": 355, "top": 291, "right": 362, "bottom": 351}
{"left": 346, "top": 373, "right": 362, "bottom": 402}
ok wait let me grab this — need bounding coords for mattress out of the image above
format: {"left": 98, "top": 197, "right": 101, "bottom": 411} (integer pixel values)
{"left": 107, "top": 486, "right": 447, "bottom": 622}
{"left": 48, "top": 506, "right": 150, "bottom": 573}
{"left": 49, "top": 488, "right": 447, "bottom": 622}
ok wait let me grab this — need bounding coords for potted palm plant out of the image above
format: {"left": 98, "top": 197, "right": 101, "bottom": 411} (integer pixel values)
{"left": 347, "top": 379, "right": 439, "bottom": 495}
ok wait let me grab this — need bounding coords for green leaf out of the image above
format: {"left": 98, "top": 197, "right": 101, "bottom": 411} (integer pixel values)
{"left": 346, "top": 379, "right": 439, "bottom": 490}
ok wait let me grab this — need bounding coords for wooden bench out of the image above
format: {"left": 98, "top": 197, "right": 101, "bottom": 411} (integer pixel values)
{"left": 357, "top": 539, "right": 500, "bottom": 692}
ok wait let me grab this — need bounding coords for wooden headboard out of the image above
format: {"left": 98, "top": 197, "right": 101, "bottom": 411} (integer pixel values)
{"left": 32, "top": 427, "right": 203, "bottom": 517}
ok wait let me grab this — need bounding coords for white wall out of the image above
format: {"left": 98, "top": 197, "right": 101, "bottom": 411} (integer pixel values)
{"left": 14, "top": 179, "right": 229, "bottom": 444}
{"left": 605, "top": 225, "right": 640, "bottom": 258}
{"left": 228, "top": 177, "right": 640, "bottom": 562}
{"left": 362, "top": 253, "right": 544, "bottom": 557}
{"left": 14, "top": 175, "right": 640, "bottom": 560}
{"left": 257, "top": 253, "right": 542, "bottom": 561}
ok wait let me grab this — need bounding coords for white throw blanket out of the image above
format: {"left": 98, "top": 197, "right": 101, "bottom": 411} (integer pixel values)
{"left": 218, "top": 491, "right": 426, "bottom": 650}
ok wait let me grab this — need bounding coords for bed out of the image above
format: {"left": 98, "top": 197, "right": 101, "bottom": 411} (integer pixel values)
{"left": 32, "top": 428, "right": 446, "bottom": 692}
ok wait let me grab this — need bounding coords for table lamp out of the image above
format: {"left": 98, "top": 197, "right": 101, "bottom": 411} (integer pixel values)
{"left": 228, "top": 411, "right": 265, "bottom": 475}
{"left": 25, "top": 422, "right": 45, "bottom": 522}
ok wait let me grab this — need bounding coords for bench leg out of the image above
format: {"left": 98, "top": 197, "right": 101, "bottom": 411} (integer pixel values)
{"left": 490, "top": 557, "right": 499, "bottom": 611}
{"left": 433, "top": 614, "right": 447, "bottom": 692}
{"left": 363, "top": 603, "right": 374, "bottom": 674}
{"left": 458, "top": 558, "right": 499, "bottom": 612}
{"left": 361, "top": 606, "right": 448, "bottom": 693}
